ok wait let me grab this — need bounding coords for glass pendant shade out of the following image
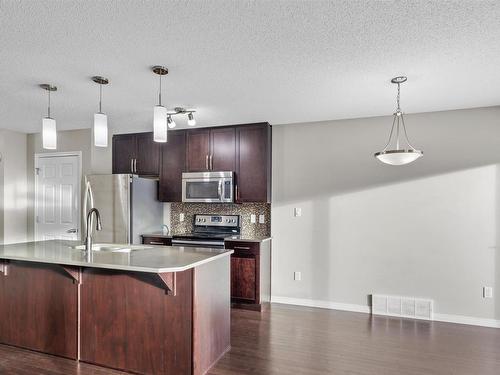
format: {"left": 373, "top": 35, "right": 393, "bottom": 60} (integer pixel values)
{"left": 375, "top": 149, "right": 423, "bottom": 165}
{"left": 154, "top": 105, "right": 168, "bottom": 142}
{"left": 94, "top": 113, "right": 108, "bottom": 147}
{"left": 42, "top": 117, "right": 57, "bottom": 150}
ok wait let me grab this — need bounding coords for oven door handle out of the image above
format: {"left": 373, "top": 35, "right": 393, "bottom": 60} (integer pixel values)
{"left": 172, "top": 239, "right": 225, "bottom": 247}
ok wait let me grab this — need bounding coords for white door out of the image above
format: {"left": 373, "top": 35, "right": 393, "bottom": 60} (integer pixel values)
{"left": 35, "top": 154, "right": 81, "bottom": 241}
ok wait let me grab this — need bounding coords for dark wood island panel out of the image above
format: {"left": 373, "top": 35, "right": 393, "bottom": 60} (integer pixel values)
{"left": 80, "top": 268, "right": 193, "bottom": 375}
{"left": 0, "top": 261, "right": 79, "bottom": 359}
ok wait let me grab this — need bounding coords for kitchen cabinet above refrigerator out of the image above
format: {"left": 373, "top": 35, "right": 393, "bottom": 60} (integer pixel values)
{"left": 111, "top": 122, "right": 272, "bottom": 203}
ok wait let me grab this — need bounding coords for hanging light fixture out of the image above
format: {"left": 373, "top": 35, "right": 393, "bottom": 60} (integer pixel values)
{"left": 152, "top": 66, "right": 168, "bottom": 143}
{"left": 374, "top": 76, "right": 423, "bottom": 166}
{"left": 40, "top": 84, "right": 57, "bottom": 150}
{"left": 167, "top": 115, "right": 176, "bottom": 129}
{"left": 92, "top": 76, "right": 109, "bottom": 147}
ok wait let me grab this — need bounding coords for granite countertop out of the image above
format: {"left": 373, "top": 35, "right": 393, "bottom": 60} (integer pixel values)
{"left": 223, "top": 235, "right": 272, "bottom": 243}
{"left": 0, "top": 240, "right": 233, "bottom": 274}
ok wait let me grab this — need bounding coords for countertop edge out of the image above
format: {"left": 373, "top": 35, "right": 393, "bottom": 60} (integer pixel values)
{"left": 0, "top": 249, "right": 234, "bottom": 274}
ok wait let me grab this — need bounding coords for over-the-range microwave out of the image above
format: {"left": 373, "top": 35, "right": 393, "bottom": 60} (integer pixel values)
{"left": 182, "top": 171, "right": 234, "bottom": 203}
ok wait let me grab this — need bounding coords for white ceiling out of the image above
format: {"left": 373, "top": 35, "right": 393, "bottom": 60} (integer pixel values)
{"left": 1, "top": 0, "right": 500, "bottom": 134}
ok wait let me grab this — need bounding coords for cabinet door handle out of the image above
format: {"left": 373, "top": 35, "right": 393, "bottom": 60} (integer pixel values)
{"left": 130, "top": 159, "right": 134, "bottom": 173}
{"left": 210, "top": 154, "right": 213, "bottom": 170}
{"left": 235, "top": 185, "right": 239, "bottom": 202}
{"left": 206, "top": 155, "right": 209, "bottom": 170}
{"left": 149, "top": 241, "right": 165, "bottom": 245}
{"left": 234, "top": 246, "right": 251, "bottom": 250}
{"left": 134, "top": 159, "right": 137, "bottom": 173}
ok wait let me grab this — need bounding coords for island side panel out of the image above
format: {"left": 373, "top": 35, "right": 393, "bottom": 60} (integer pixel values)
{"left": 0, "top": 261, "right": 78, "bottom": 359}
{"left": 80, "top": 268, "right": 192, "bottom": 375}
{"left": 193, "top": 255, "right": 231, "bottom": 375}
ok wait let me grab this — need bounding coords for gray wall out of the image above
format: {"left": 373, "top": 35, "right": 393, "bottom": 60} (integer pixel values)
{"left": 0, "top": 130, "right": 28, "bottom": 244}
{"left": 272, "top": 106, "right": 500, "bottom": 320}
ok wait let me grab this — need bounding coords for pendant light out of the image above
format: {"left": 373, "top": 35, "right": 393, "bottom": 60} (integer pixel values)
{"left": 40, "top": 84, "right": 57, "bottom": 150}
{"left": 92, "top": 76, "right": 109, "bottom": 147}
{"left": 152, "top": 66, "right": 168, "bottom": 143}
{"left": 374, "top": 76, "right": 423, "bottom": 165}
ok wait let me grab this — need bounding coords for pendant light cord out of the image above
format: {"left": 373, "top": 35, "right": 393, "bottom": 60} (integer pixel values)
{"left": 47, "top": 89, "right": 51, "bottom": 118}
{"left": 99, "top": 83, "right": 102, "bottom": 113}
{"left": 158, "top": 74, "right": 162, "bottom": 106}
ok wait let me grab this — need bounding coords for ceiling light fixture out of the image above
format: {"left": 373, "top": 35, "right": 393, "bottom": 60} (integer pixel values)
{"left": 167, "top": 107, "right": 197, "bottom": 126}
{"left": 374, "top": 76, "right": 423, "bottom": 166}
{"left": 92, "top": 76, "right": 109, "bottom": 147}
{"left": 152, "top": 65, "right": 168, "bottom": 143}
{"left": 167, "top": 115, "right": 176, "bottom": 129}
{"left": 40, "top": 84, "right": 57, "bottom": 150}
{"left": 187, "top": 112, "right": 196, "bottom": 126}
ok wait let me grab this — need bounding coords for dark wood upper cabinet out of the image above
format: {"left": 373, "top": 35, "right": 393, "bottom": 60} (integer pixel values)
{"left": 186, "top": 129, "right": 211, "bottom": 172}
{"left": 236, "top": 123, "right": 272, "bottom": 203}
{"left": 112, "top": 134, "right": 137, "bottom": 174}
{"left": 112, "top": 132, "right": 159, "bottom": 176}
{"left": 135, "top": 133, "right": 160, "bottom": 176}
{"left": 159, "top": 130, "right": 186, "bottom": 202}
{"left": 113, "top": 122, "right": 271, "bottom": 203}
{"left": 211, "top": 127, "right": 236, "bottom": 171}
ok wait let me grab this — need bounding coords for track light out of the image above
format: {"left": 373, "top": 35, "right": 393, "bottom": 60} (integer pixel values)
{"left": 187, "top": 112, "right": 196, "bottom": 126}
{"left": 167, "top": 115, "right": 176, "bottom": 129}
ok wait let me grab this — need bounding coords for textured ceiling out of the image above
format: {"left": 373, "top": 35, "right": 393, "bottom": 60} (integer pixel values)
{"left": 1, "top": 0, "right": 500, "bottom": 134}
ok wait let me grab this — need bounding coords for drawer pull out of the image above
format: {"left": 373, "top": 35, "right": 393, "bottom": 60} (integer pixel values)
{"left": 149, "top": 241, "right": 165, "bottom": 245}
{"left": 234, "top": 246, "right": 251, "bottom": 250}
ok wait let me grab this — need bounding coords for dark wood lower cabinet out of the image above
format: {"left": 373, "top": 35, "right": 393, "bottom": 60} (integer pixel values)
{"left": 0, "top": 256, "right": 231, "bottom": 375}
{"left": 80, "top": 268, "right": 193, "bottom": 375}
{"left": 226, "top": 240, "right": 271, "bottom": 311}
{"left": 0, "top": 261, "right": 78, "bottom": 359}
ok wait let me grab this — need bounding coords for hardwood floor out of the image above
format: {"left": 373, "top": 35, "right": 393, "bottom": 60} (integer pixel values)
{"left": 1, "top": 303, "right": 500, "bottom": 374}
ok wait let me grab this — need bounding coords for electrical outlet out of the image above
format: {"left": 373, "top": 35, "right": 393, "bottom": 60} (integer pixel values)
{"left": 483, "top": 286, "right": 493, "bottom": 298}
{"left": 179, "top": 213, "right": 185, "bottom": 222}
{"left": 294, "top": 207, "right": 302, "bottom": 217}
{"left": 259, "top": 214, "right": 265, "bottom": 224}
{"left": 250, "top": 214, "right": 256, "bottom": 224}
{"left": 294, "top": 271, "right": 301, "bottom": 281}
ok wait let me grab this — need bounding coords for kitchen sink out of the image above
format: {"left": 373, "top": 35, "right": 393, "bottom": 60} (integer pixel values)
{"left": 71, "top": 244, "right": 152, "bottom": 253}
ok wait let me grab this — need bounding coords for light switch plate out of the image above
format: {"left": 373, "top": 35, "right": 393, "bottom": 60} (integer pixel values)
{"left": 294, "top": 271, "right": 301, "bottom": 281}
{"left": 259, "top": 214, "right": 265, "bottom": 224}
{"left": 294, "top": 208, "right": 302, "bottom": 217}
{"left": 250, "top": 214, "right": 256, "bottom": 224}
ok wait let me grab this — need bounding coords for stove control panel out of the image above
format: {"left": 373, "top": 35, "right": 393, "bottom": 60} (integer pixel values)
{"left": 193, "top": 214, "right": 240, "bottom": 227}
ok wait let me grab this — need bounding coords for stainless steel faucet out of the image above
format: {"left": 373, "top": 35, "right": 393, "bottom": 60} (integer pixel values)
{"left": 85, "top": 208, "right": 102, "bottom": 252}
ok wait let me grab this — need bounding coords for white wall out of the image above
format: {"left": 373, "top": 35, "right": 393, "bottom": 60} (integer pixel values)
{"left": 0, "top": 130, "right": 28, "bottom": 244}
{"left": 272, "top": 106, "right": 500, "bottom": 321}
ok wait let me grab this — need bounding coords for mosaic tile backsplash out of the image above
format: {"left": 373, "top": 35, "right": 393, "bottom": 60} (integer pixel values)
{"left": 170, "top": 203, "right": 271, "bottom": 237}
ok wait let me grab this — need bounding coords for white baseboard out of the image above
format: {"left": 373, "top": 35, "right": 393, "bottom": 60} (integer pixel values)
{"left": 271, "top": 296, "right": 500, "bottom": 329}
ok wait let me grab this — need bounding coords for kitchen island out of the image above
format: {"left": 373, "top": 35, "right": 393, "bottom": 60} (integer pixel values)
{"left": 0, "top": 240, "right": 233, "bottom": 375}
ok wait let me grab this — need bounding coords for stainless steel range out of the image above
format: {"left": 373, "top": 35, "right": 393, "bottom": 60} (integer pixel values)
{"left": 171, "top": 214, "right": 240, "bottom": 248}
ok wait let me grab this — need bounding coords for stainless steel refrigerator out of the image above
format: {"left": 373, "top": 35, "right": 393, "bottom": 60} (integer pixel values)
{"left": 84, "top": 174, "right": 163, "bottom": 244}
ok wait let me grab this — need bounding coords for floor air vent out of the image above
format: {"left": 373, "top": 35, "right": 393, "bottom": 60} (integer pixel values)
{"left": 371, "top": 294, "right": 433, "bottom": 320}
